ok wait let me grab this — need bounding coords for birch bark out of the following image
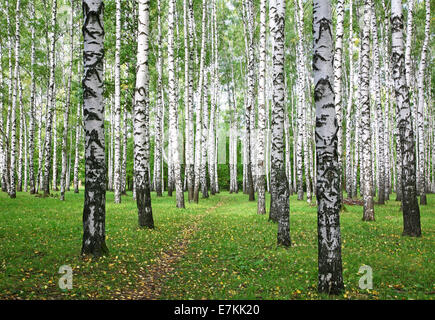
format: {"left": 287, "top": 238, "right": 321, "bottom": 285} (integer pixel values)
{"left": 313, "top": 0, "right": 344, "bottom": 294}
{"left": 81, "top": 0, "right": 109, "bottom": 257}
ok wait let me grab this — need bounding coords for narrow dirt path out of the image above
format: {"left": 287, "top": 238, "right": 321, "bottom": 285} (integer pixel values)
{"left": 118, "top": 199, "right": 225, "bottom": 300}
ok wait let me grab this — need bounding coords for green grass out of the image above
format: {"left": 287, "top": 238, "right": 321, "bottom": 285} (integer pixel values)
{"left": 0, "top": 190, "right": 433, "bottom": 300}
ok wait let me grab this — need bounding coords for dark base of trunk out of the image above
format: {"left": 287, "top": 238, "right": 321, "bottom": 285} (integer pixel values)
{"left": 187, "top": 187, "right": 193, "bottom": 201}
{"left": 317, "top": 282, "right": 344, "bottom": 295}
{"left": 277, "top": 237, "right": 291, "bottom": 247}
{"left": 176, "top": 200, "right": 185, "bottom": 209}
{"left": 193, "top": 187, "right": 199, "bottom": 203}
{"left": 81, "top": 241, "right": 109, "bottom": 258}
{"left": 297, "top": 191, "right": 303, "bottom": 201}
{"left": 137, "top": 187, "right": 154, "bottom": 229}
{"left": 402, "top": 230, "right": 421, "bottom": 237}
{"left": 318, "top": 251, "right": 344, "bottom": 295}
{"left": 420, "top": 194, "right": 427, "bottom": 205}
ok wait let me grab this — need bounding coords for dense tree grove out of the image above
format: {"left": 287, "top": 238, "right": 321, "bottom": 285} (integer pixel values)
{"left": 0, "top": 0, "right": 432, "bottom": 294}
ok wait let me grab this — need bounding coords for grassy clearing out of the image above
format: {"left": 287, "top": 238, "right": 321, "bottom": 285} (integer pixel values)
{"left": 0, "top": 190, "right": 433, "bottom": 300}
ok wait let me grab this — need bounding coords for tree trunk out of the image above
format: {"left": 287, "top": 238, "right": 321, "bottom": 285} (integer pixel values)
{"left": 243, "top": 0, "right": 255, "bottom": 202}
{"left": 313, "top": 0, "right": 344, "bottom": 295}
{"left": 200, "top": 67, "right": 209, "bottom": 199}
{"left": 18, "top": 74, "right": 23, "bottom": 193}
{"left": 256, "top": 0, "right": 267, "bottom": 214}
{"left": 81, "top": 0, "right": 109, "bottom": 257}
{"left": 184, "top": 0, "right": 194, "bottom": 201}
{"left": 416, "top": 0, "right": 430, "bottom": 205}
{"left": 345, "top": 0, "right": 354, "bottom": 199}
{"left": 0, "top": 41, "right": 5, "bottom": 193}
{"left": 269, "top": 0, "right": 290, "bottom": 248}
{"left": 113, "top": 0, "right": 122, "bottom": 203}
{"left": 43, "top": 0, "right": 57, "bottom": 196}
{"left": 134, "top": 0, "right": 154, "bottom": 228}
{"left": 9, "top": 0, "right": 22, "bottom": 199}
{"left": 295, "top": 0, "right": 304, "bottom": 202}
{"left": 28, "top": 1, "right": 36, "bottom": 194}
{"left": 390, "top": 0, "right": 421, "bottom": 237}
{"left": 168, "top": 0, "right": 185, "bottom": 208}
{"left": 60, "top": 0, "right": 74, "bottom": 201}
{"left": 360, "top": 0, "right": 375, "bottom": 221}
{"left": 73, "top": 64, "right": 82, "bottom": 194}
{"left": 370, "top": 0, "right": 385, "bottom": 205}
{"left": 193, "top": 0, "right": 207, "bottom": 203}
{"left": 333, "top": 0, "right": 344, "bottom": 204}
{"left": 52, "top": 91, "right": 58, "bottom": 192}
{"left": 404, "top": 0, "right": 415, "bottom": 89}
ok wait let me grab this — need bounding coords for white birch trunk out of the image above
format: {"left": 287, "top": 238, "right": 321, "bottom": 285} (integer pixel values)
{"left": 60, "top": 0, "right": 74, "bottom": 200}
{"left": 9, "top": 0, "right": 21, "bottom": 198}
{"left": 269, "top": 0, "right": 290, "bottom": 247}
{"left": 416, "top": 0, "right": 430, "bottom": 205}
{"left": 42, "top": 0, "right": 57, "bottom": 196}
{"left": 168, "top": 0, "right": 186, "bottom": 208}
{"left": 391, "top": 0, "right": 421, "bottom": 236}
{"left": 134, "top": 0, "right": 154, "bottom": 227}
{"left": 313, "top": 0, "right": 344, "bottom": 295}
{"left": 257, "top": 0, "right": 267, "bottom": 214}
{"left": 81, "top": 0, "right": 109, "bottom": 257}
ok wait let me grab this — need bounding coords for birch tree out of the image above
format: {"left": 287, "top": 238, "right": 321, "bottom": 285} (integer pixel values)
{"left": 243, "top": 0, "right": 255, "bottom": 202}
{"left": 28, "top": 1, "right": 36, "bottom": 194}
{"left": 18, "top": 74, "right": 23, "bottom": 192}
{"left": 416, "top": 0, "right": 430, "bottom": 205}
{"left": 193, "top": 0, "right": 207, "bottom": 203}
{"left": 134, "top": 0, "right": 154, "bottom": 227}
{"left": 313, "top": 0, "right": 344, "bottom": 295}
{"left": 257, "top": 0, "right": 267, "bottom": 214}
{"left": 60, "top": 0, "right": 74, "bottom": 201}
{"left": 370, "top": 0, "right": 385, "bottom": 205}
{"left": 269, "top": 0, "right": 290, "bottom": 247}
{"left": 345, "top": 0, "right": 354, "bottom": 199}
{"left": 113, "top": 0, "right": 122, "bottom": 203}
{"left": 294, "top": 0, "right": 305, "bottom": 201}
{"left": 404, "top": 0, "right": 415, "bottom": 89}
{"left": 333, "top": 0, "right": 344, "bottom": 202}
{"left": 0, "top": 42, "right": 4, "bottom": 193}
{"left": 9, "top": 0, "right": 22, "bottom": 199}
{"left": 184, "top": 0, "right": 194, "bottom": 201}
{"left": 168, "top": 0, "right": 185, "bottom": 208}
{"left": 360, "top": 0, "right": 375, "bottom": 221}
{"left": 73, "top": 65, "right": 82, "bottom": 194}
{"left": 42, "top": 0, "right": 57, "bottom": 196}
{"left": 390, "top": 0, "right": 421, "bottom": 237}
{"left": 81, "top": 0, "right": 109, "bottom": 257}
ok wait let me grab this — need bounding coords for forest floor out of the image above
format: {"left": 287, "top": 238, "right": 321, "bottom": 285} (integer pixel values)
{"left": 0, "top": 190, "right": 433, "bottom": 300}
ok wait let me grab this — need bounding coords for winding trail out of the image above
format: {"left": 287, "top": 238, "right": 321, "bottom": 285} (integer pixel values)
{"left": 120, "top": 199, "right": 225, "bottom": 300}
